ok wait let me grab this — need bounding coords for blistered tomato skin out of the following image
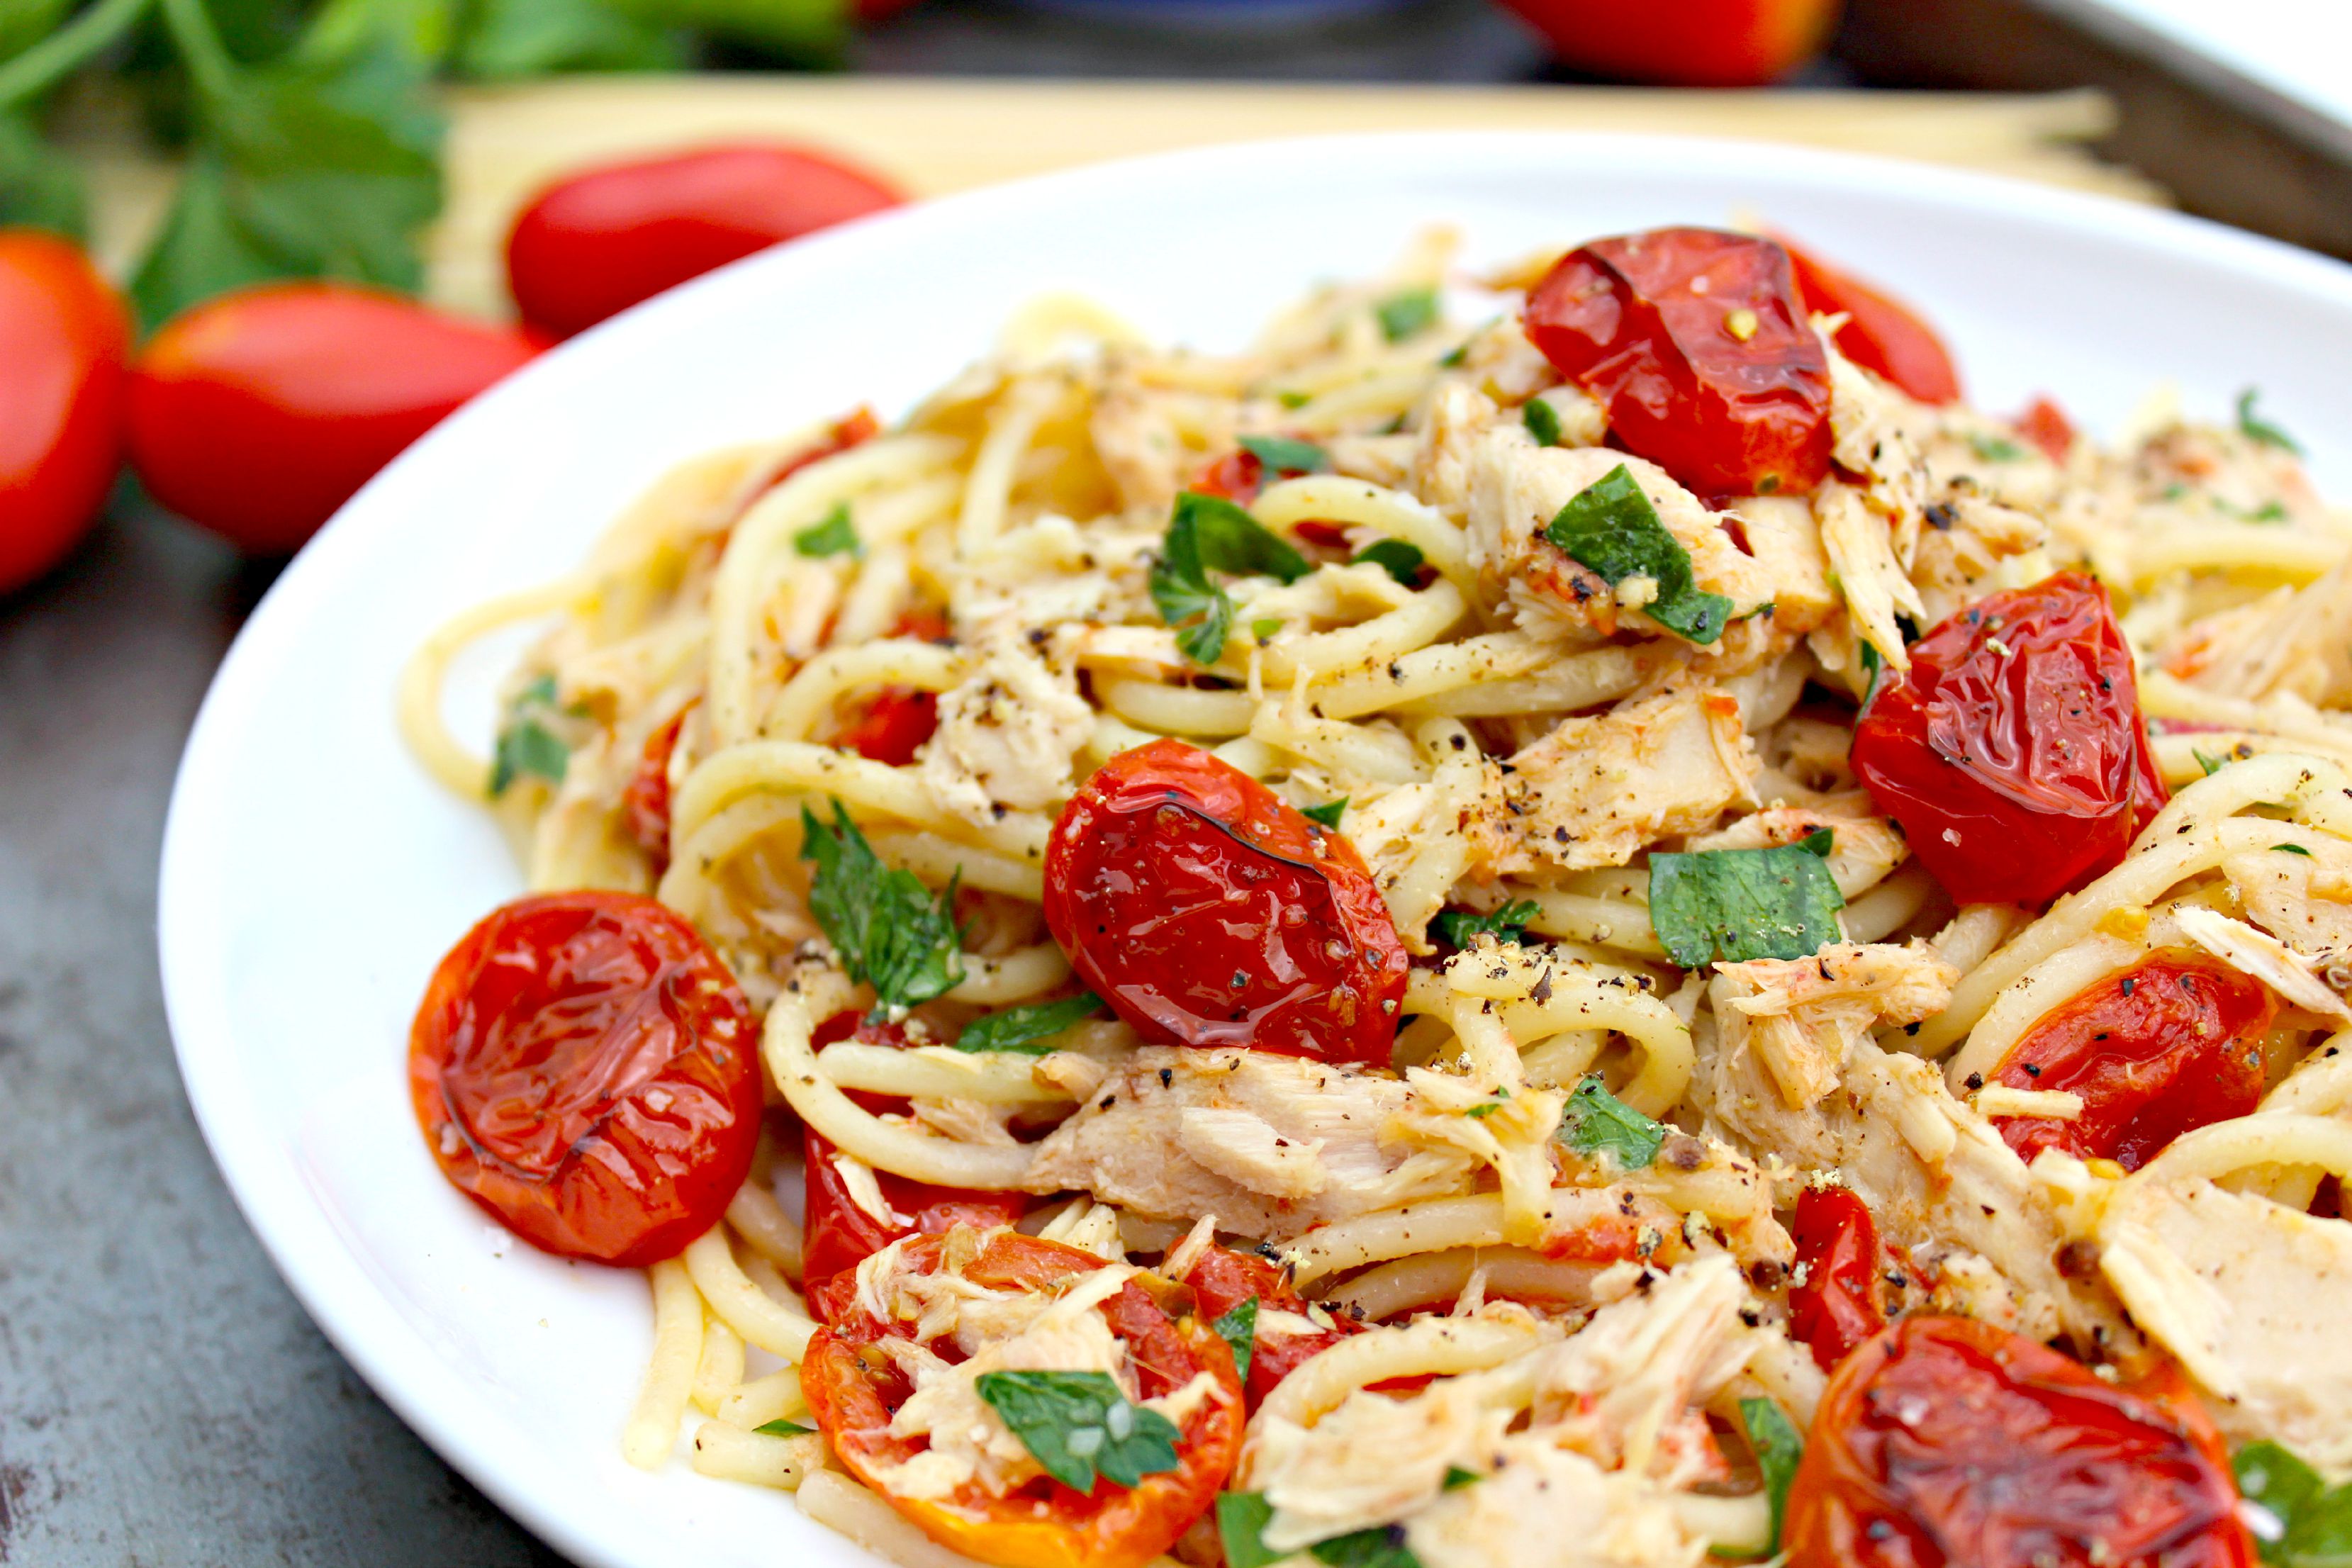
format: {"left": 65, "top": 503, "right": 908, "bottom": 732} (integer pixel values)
{"left": 1523, "top": 227, "right": 1832, "bottom": 499}
{"left": 1776, "top": 233, "right": 1962, "bottom": 405}
{"left": 1180, "top": 1243, "right": 1359, "bottom": 1409}
{"left": 408, "top": 891, "right": 763, "bottom": 1266}
{"left": 1787, "top": 1185, "right": 1885, "bottom": 1372}
{"left": 1043, "top": 739, "right": 1410, "bottom": 1068}
{"left": 1852, "top": 571, "right": 2167, "bottom": 908}
{"left": 1786, "top": 1316, "right": 2254, "bottom": 1568}
{"left": 1990, "top": 953, "right": 2275, "bottom": 1171}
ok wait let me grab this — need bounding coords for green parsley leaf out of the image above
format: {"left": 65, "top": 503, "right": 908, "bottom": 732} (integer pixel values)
{"left": 2195, "top": 747, "right": 2229, "bottom": 777}
{"left": 1522, "top": 397, "right": 1563, "bottom": 447}
{"left": 1441, "top": 1466, "right": 1480, "bottom": 1491}
{"left": 1353, "top": 538, "right": 1425, "bottom": 587}
{"left": 1543, "top": 464, "right": 1733, "bottom": 645}
{"left": 1250, "top": 617, "right": 1284, "bottom": 640}
{"left": 2217, "top": 497, "right": 2292, "bottom": 523}
{"left": 793, "top": 500, "right": 861, "bottom": 558}
{"left": 1218, "top": 1493, "right": 1285, "bottom": 1568}
{"left": 1301, "top": 797, "right": 1348, "bottom": 829}
{"left": 1211, "top": 1294, "right": 1258, "bottom": 1380}
{"left": 454, "top": 0, "right": 686, "bottom": 75}
{"left": 2231, "top": 1440, "right": 2352, "bottom": 1567}
{"left": 1150, "top": 492, "right": 1310, "bottom": 666}
{"left": 2240, "top": 1443, "right": 2324, "bottom": 1538}
{"left": 2239, "top": 388, "right": 2304, "bottom": 455}
{"left": 1558, "top": 1075, "right": 1666, "bottom": 1170}
{"left": 1740, "top": 1397, "right": 1803, "bottom": 1557}
{"left": 955, "top": 992, "right": 1104, "bottom": 1054}
{"left": 799, "top": 799, "right": 964, "bottom": 1012}
{"left": 1313, "top": 1525, "right": 1423, "bottom": 1568}
{"left": 1374, "top": 286, "right": 1438, "bottom": 342}
{"left": 1238, "top": 434, "right": 1329, "bottom": 476}
{"left": 1277, "top": 390, "right": 1312, "bottom": 410}
{"left": 1436, "top": 339, "right": 1470, "bottom": 368}
{"left": 1431, "top": 899, "right": 1540, "bottom": 949}
{"left": 1967, "top": 433, "right": 2025, "bottom": 463}
{"left": 2277, "top": 843, "right": 2314, "bottom": 856}
{"left": 1462, "top": 1091, "right": 1508, "bottom": 1119}
{"left": 1647, "top": 841, "right": 1846, "bottom": 968}
{"left": 752, "top": 1418, "right": 813, "bottom": 1436}
{"left": 975, "top": 1370, "right": 1181, "bottom": 1495}
{"left": 488, "top": 673, "right": 571, "bottom": 797}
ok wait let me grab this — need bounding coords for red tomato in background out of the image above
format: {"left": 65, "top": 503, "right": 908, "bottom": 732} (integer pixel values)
{"left": 1787, "top": 1185, "right": 1885, "bottom": 1372}
{"left": 1180, "top": 1243, "right": 1359, "bottom": 1410}
{"left": 625, "top": 708, "right": 691, "bottom": 875}
{"left": 128, "top": 283, "right": 539, "bottom": 554}
{"left": 1776, "top": 233, "right": 1961, "bottom": 404}
{"left": 1043, "top": 738, "right": 1409, "bottom": 1068}
{"left": 800, "top": 1012, "right": 1026, "bottom": 1301}
{"left": 1786, "top": 1316, "right": 2252, "bottom": 1568}
{"left": 1988, "top": 953, "right": 2274, "bottom": 1172}
{"left": 2017, "top": 396, "right": 2078, "bottom": 463}
{"left": 0, "top": 231, "right": 129, "bottom": 593}
{"left": 408, "top": 891, "right": 763, "bottom": 1265}
{"left": 803, "top": 1231, "right": 1243, "bottom": 1568}
{"left": 1524, "top": 227, "right": 1832, "bottom": 498}
{"left": 1852, "top": 571, "right": 2166, "bottom": 907}
{"left": 831, "top": 606, "right": 949, "bottom": 766}
{"left": 506, "top": 144, "right": 905, "bottom": 339}
{"left": 1493, "top": 0, "right": 1839, "bottom": 86}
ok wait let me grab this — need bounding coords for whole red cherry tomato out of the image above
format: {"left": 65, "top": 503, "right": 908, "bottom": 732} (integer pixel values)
{"left": 0, "top": 230, "right": 129, "bottom": 593}
{"left": 1988, "top": 953, "right": 2274, "bottom": 1172}
{"left": 1043, "top": 738, "right": 1409, "bottom": 1067}
{"left": 1491, "top": 0, "right": 1838, "bottom": 86}
{"left": 128, "top": 283, "right": 539, "bottom": 554}
{"left": 2016, "top": 396, "right": 2078, "bottom": 463}
{"left": 506, "top": 144, "right": 904, "bottom": 339}
{"left": 1787, "top": 1185, "right": 1885, "bottom": 1372}
{"left": 1776, "top": 233, "right": 1961, "bottom": 405}
{"left": 1786, "top": 1316, "right": 2253, "bottom": 1568}
{"left": 408, "top": 890, "right": 763, "bottom": 1265}
{"left": 803, "top": 1230, "right": 1244, "bottom": 1568}
{"left": 1524, "top": 227, "right": 1831, "bottom": 498}
{"left": 1852, "top": 571, "right": 2166, "bottom": 907}
{"left": 1179, "top": 1243, "right": 1359, "bottom": 1409}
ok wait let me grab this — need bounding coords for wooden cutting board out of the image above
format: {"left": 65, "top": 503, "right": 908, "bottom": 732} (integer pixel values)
{"left": 75, "top": 77, "right": 2162, "bottom": 320}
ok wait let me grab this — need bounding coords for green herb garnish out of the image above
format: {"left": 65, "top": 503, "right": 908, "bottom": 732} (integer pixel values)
{"left": 1219, "top": 1490, "right": 1427, "bottom": 1568}
{"left": 1543, "top": 465, "right": 1732, "bottom": 645}
{"left": 1523, "top": 398, "right": 1563, "bottom": 447}
{"left": 1558, "top": 1075, "right": 1666, "bottom": 1169}
{"left": 1431, "top": 900, "right": 1540, "bottom": 949}
{"left": 2239, "top": 388, "right": 2304, "bottom": 455}
{"left": 1150, "top": 492, "right": 1311, "bottom": 666}
{"left": 1740, "top": 1398, "right": 1804, "bottom": 1557}
{"left": 1353, "top": 538, "right": 1426, "bottom": 587}
{"left": 975, "top": 1370, "right": 1182, "bottom": 1494}
{"left": 1251, "top": 617, "right": 1285, "bottom": 640}
{"left": 1301, "top": 798, "right": 1348, "bottom": 829}
{"left": 1441, "top": 1466, "right": 1479, "bottom": 1490}
{"left": 799, "top": 800, "right": 963, "bottom": 1012}
{"left": 1374, "top": 287, "right": 1438, "bottom": 342}
{"left": 793, "top": 501, "right": 861, "bottom": 558}
{"left": 2277, "top": 844, "right": 2314, "bottom": 856}
{"left": 2195, "top": 748, "right": 2230, "bottom": 777}
{"left": 1211, "top": 1295, "right": 1258, "bottom": 1380}
{"left": 956, "top": 992, "right": 1105, "bottom": 1054}
{"left": 1967, "top": 434, "right": 2025, "bottom": 463}
{"left": 488, "top": 673, "right": 571, "bottom": 797}
{"left": 1238, "top": 435, "right": 1330, "bottom": 476}
{"left": 1218, "top": 1493, "right": 1286, "bottom": 1568}
{"left": 1647, "top": 831, "right": 1844, "bottom": 968}
{"left": 2234, "top": 1441, "right": 2352, "bottom": 1567}
{"left": 753, "top": 1418, "right": 813, "bottom": 1436}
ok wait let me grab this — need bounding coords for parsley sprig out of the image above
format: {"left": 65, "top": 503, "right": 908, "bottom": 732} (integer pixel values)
{"left": 1647, "top": 830, "right": 1844, "bottom": 968}
{"left": 1558, "top": 1075, "right": 1665, "bottom": 1170}
{"left": 1150, "top": 492, "right": 1311, "bottom": 665}
{"left": 975, "top": 1370, "right": 1182, "bottom": 1494}
{"left": 793, "top": 501, "right": 861, "bottom": 558}
{"left": 1740, "top": 1398, "right": 1803, "bottom": 1557}
{"left": 488, "top": 673, "right": 573, "bottom": 797}
{"left": 1220, "top": 1492, "right": 1424, "bottom": 1568}
{"left": 799, "top": 800, "right": 964, "bottom": 1012}
{"left": 2238, "top": 1441, "right": 2352, "bottom": 1566}
{"left": 1431, "top": 900, "right": 1540, "bottom": 949}
{"left": 955, "top": 992, "right": 1104, "bottom": 1054}
{"left": 1543, "top": 465, "right": 1732, "bottom": 645}
{"left": 1211, "top": 1295, "right": 1258, "bottom": 1379}
{"left": 2238, "top": 388, "right": 2303, "bottom": 455}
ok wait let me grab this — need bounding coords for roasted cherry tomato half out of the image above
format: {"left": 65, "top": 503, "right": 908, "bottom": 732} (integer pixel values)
{"left": 1180, "top": 1242, "right": 1359, "bottom": 1409}
{"left": 1852, "top": 571, "right": 2167, "bottom": 907}
{"left": 2016, "top": 396, "right": 2078, "bottom": 464}
{"left": 1524, "top": 227, "right": 1831, "bottom": 499}
{"left": 0, "top": 230, "right": 129, "bottom": 594}
{"left": 800, "top": 1012, "right": 1026, "bottom": 1303}
{"left": 408, "top": 890, "right": 763, "bottom": 1265}
{"left": 802, "top": 1230, "right": 1245, "bottom": 1568}
{"left": 1776, "top": 233, "right": 1961, "bottom": 405}
{"left": 1491, "top": 0, "right": 1837, "bottom": 87}
{"left": 625, "top": 707, "right": 690, "bottom": 875}
{"left": 1787, "top": 1185, "right": 1886, "bottom": 1372}
{"left": 128, "top": 283, "right": 539, "bottom": 554}
{"left": 506, "top": 144, "right": 905, "bottom": 338}
{"left": 1988, "top": 953, "right": 2274, "bottom": 1172}
{"left": 1786, "top": 1315, "right": 2253, "bottom": 1568}
{"left": 1043, "top": 738, "right": 1409, "bottom": 1067}
{"left": 829, "top": 606, "right": 948, "bottom": 766}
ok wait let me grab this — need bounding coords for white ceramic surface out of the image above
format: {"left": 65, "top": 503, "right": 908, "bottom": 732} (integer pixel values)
{"left": 157, "top": 132, "right": 2352, "bottom": 1568}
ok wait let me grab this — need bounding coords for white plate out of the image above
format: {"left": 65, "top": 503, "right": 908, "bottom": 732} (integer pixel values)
{"left": 158, "top": 131, "right": 2352, "bottom": 1568}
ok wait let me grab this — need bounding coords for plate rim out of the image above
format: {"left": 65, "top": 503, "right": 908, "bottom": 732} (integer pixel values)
{"left": 156, "top": 126, "right": 2352, "bottom": 1568}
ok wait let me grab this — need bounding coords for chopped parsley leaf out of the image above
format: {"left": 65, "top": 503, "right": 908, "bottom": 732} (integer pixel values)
{"left": 1647, "top": 833, "right": 1844, "bottom": 968}
{"left": 2238, "top": 388, "right": 2304, "bottom": 455}
{"left": 974, "top": 1370, "right": 1182, "bottom": 1494}
{"left": 800, "top": 799, "right": 964, "bottom": 1012}
{"left": 2195, "top": 747, "right": 2230, "bottom": 777}
{"left": 1741, "top": 1398, "right": 1804, "bottom": 1557}
{"left": 753, "top": 1418, "right": 813, "bottom": 1436}
{"left": 1150, "top": 492, "right": 1311, "bottom": 666}
{"left": 1239, "top": 435, "right": 1330, "bottom": 476}
{"left": 1374, "top": 287, "right": 1439, "bottom": 342}
{"left": 1442, "top": 1466, "right": 1480, "bottom": 1490}
{"left": 1559, "top": 1075, "right": 1666, "bottom": 1169}
{"left": 1252, "top": 617, "right": 1286, "bottom": 640}
{"left": 1523, "top": 397, "right": 1563, "bottom": 447}
{"left": 1431, "top": 900, "right": 1540, "bottom": 950}
{"left": 2276, "top": 844, "right": 2314, "bottom": 856}
{"left": 1354, "top": 538, "right": 1426, "bottom": 586}
{"left": 1543, "top": 464, "right": 1732, "bottom": 645}
{"left": 1218, "top": 1493, "right": 1286, "bottom": 1568}
{"left": 1967, "top": 434, "right": 2025, "bottom": 463}
{"left": 956, "top": 992, "right": 1105, "bottom": 1053}
{"left": 1302, "top": 797, "right": 1349, "bottom": 829}
{"left": 488, "top": 673, "right": 573, "bottom": 797}
{"left": 1211, "top": 1294, "right": 1258, "bottom": 1380}
{"left": 793, "top": 500, "right": 862, "bottom": 558}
